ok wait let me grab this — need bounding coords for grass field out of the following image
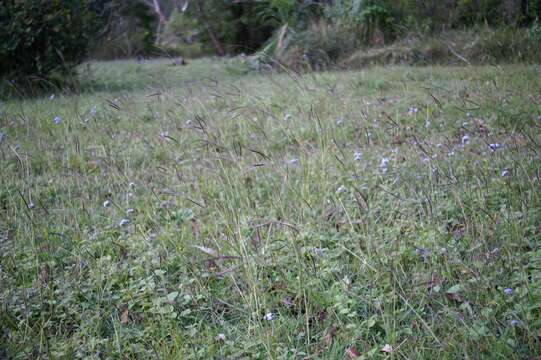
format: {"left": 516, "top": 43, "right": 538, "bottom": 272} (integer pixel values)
{"left": 1, "top": 58, "right": 540, "bottom": 359}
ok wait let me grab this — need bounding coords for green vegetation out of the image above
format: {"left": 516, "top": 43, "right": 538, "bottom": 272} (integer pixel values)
{"left": 1, "top": 58, "right": 540, "bottom": 358}
{"left": 0, "top": 0, "right": 103, "bottom": 83}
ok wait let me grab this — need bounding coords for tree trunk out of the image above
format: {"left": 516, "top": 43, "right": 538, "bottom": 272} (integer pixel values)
{"left": 143, "top": 0, "right": 167, "bottom": 45}
{"left": 195, "top": 0, "right": 225, "bottom": 56}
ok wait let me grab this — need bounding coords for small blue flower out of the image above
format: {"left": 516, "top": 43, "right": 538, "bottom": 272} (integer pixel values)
{"left": 263, "top": 312, "right": 275, "bottom": 321}
{"left": 504, "top": 288, "right": 513, "bottom": 296}
{"left": 510, "top": 319, "right": 520, "bottom": 326}
{"left": 354, "top": 150, "right": 362, "bottom": 161}
{"left": 0, "top": 131, "right": 5, "bottom": 143}
{"left": 489, "top": 143, "right": 501, "bottom": 151}
{"left": 90, "top": 106, "right": 97, "bottom": 115}
{"left": 54, "top": 116, "right": 61, "bottom": 124}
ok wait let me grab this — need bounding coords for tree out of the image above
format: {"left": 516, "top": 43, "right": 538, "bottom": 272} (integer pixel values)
{"left": 0, "top": 0, "right": 104, "bottom": 86}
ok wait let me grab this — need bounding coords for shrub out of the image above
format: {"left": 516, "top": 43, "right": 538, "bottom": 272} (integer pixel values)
{"left": 290, "top": 19, "right": 359, "bottom": 70}
{"left": 0, "top": 0, "right": 102, "bottom": 87}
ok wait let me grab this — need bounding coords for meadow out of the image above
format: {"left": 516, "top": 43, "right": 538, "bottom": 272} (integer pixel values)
{"left": 1, "top": 58, "right": 540, "bottom": 359}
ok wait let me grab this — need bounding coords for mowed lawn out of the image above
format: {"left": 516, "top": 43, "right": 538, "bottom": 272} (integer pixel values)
{"left": 1, "top": 58, "right": 540, "bottom": 359}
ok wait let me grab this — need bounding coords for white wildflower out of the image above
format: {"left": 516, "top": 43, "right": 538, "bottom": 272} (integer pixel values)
{"left": 119, "top": 219, "right": 130, "bottom": 226}
{"left": 336, "top": 185, "right": 347, "bottom": 194}
{"left": 354, "top": 150, "right": 362, "bottom": 161}
{"left": 54, "top": 116, "right": 61, "bottom": 125}
{"left": 461, "top": 134, "right": 470, "bottom": 145}
{"left": 103, "top": 200, "right": 111, "bottom": 208}
{"left": 263, "top": 312, "right": 275, "bottom": 321}
{"left": 289, "top": 158, "right": 299, "bottom": 164}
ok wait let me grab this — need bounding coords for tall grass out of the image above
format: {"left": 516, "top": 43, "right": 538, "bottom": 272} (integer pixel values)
{"left": 1, "top": 58, "right": 540, "bottom": 359}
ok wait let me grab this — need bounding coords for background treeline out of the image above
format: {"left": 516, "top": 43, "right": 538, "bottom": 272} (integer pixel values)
{"left": 1, "top": 0, "right": 541, "bottom": 84}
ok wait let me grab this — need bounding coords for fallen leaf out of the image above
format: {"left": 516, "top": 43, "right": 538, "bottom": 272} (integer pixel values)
{"left": 215, "top": 265, "right": 237, "bottom": 277}
{"left": 195, "top": 245, "right": 220, "bottom": 258}
{"left": 281, "top": 297, "right": 294, "bottom": 307}
{"left": 120, "top": 309, "right": 129, "bottom": 325}
{"left": 446, "top": 292, "right": 464, "bottom": 302}
{"left": 322, "top": 324, "right": 338, "bottom": 346}
{"left": 345, "top": 347, "right": 360, "bottom": 359}
{"left": 446, "top": 284, "right": 464, "bottom": 302}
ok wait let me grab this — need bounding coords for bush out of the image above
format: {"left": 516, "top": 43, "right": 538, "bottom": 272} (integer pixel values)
{"left": 289, "top": 19, "right": 359, "bottom": 70}
{"left": 0, "top": 0, "right": 102, "bottom": 87}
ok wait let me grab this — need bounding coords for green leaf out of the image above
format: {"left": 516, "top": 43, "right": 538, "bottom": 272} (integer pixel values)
{"left": 167, "top": 291, "right": 179, "bottom": 302}
{"left": 446, "top": 284, "right": 461, "bottom": 294}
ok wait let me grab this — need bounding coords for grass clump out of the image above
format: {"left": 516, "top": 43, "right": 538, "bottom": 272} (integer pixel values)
{"left": 1, "top": 58, "right": 540, "bottom": 359}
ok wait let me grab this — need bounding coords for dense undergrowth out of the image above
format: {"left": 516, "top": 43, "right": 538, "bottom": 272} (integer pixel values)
{"left": 252, "top": 25, "right": 541, "bottom": 71}
{"left": 1, "top": 58, "right": 540, "bottom": 359}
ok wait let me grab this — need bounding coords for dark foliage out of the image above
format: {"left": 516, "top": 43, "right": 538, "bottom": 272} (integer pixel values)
{"left": 0, "top": 0, "right": 103, "bottom": 85}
